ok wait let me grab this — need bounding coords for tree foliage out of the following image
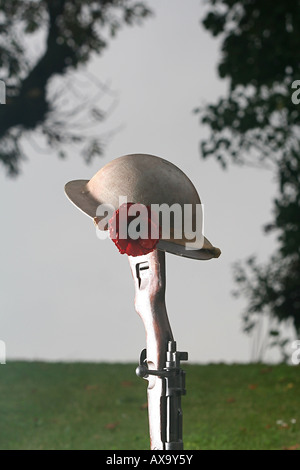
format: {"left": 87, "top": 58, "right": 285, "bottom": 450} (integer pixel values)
{"left": 0, "top": 0, "right": 152, "bottom": 175}
{"left": 197, "top": 0, "right": 300, "bottom": 358}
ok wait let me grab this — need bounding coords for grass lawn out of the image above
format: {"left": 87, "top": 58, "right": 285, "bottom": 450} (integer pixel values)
{"left": 0, "top": 361, "right": 299, "bottom": 450}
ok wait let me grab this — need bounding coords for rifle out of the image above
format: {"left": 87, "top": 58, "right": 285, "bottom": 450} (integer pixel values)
{"left": 128, "top": 249, "right": 188, "bottom": 450}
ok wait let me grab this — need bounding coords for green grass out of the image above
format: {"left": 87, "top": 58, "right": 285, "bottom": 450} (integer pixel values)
{"left": 0, "top": 362, "right": 299, "bottom": 450}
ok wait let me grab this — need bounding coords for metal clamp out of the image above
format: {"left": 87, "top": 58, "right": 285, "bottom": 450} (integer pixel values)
{"left": 137, "top": 344, "right": 187, "bottom": 380}
{"left": 136, "top": 340, "right": 188, "bottom": 449}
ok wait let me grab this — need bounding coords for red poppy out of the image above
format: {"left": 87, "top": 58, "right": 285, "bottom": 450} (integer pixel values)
{"left": 109, "top": 203, "right": 160, "bottom": 256}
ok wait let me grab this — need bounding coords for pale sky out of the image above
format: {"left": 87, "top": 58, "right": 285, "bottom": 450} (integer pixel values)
{"left": 0, "top": 0, "right": 287, "bottom": 363}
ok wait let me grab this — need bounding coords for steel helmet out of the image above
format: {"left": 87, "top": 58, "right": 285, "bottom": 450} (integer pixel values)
{"left": 64, "top": 153, "right": 221, "bottom": 260}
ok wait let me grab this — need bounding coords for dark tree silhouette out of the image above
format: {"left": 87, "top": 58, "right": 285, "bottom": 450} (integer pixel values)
{"left": 0, "top": 0, "right": 152, "bottom": 175}
{"left": 196, "top": 0, "right": 300, "bottom": 360}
